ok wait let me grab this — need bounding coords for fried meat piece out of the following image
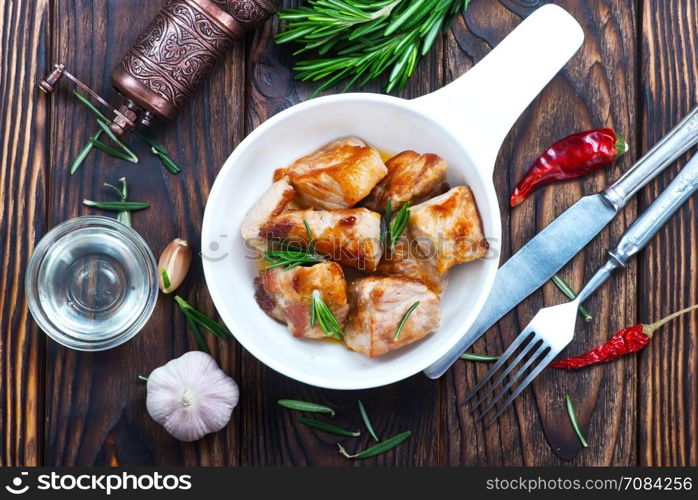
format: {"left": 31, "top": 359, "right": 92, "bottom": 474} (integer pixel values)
{"left": 260, "top": 208, "right": 382, "bottom": 272}
{"left": 274, "top": 137, "right": 387, "bottom": 209}
{"left": 408, "top": 186, "right": 488, "bottom": 274}
{"left": 254, "top": 262, "right": 348, "bottom": 340}
{"left": 363, "top": 150, "right": 448, "bottom": 211}
{"left": 344, "top": 276, "right": 440, "bottom": 357}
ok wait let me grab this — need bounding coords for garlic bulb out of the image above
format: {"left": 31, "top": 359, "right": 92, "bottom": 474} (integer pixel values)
{"left": 146, "top": 351, "right": 239, "bottom": 442}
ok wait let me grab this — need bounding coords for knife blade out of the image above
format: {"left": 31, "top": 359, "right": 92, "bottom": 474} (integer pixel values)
{"left": 424, "top": 106, "right": 698, "bottom": 379}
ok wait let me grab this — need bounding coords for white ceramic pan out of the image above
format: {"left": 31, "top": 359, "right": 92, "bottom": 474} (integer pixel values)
{"left": 202, "top": 5, "right": 584, "bottom": 389}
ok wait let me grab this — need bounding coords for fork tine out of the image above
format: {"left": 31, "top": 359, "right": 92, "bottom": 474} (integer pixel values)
{"left": 475, "top": 342, "right": 549, "bottom": 420}
{"left": 483, "top": 348, "right": 559, "bottom": 426}
{"left": 464, "top": 327, "right": 535, "bottom": 402}
{"left": 470, "top": 334, "right": 541, "bottom": 411}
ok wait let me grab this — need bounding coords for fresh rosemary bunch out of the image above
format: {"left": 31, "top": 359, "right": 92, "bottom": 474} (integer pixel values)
{"left": 276, "top": 0, "right": 471, "bottom": 93}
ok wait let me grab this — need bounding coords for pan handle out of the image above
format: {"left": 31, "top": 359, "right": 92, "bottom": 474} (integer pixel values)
{"left": 410, "top": 4, "right": 583, "bottom": 176}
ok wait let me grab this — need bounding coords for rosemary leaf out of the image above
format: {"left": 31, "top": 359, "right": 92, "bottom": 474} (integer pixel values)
{"left": 338, "top": 430, "right": 411, "bottom": 459}
{"left": 565, "top": 395, "right": 588, "bottom": 448}
{"left": 161, "top": 268, "right": 172, "bottom": 290}
{"left": 134, "top": 130, "right": 169, "bottom": 155}
{"left": 90, "top": 139, "right": 138, "bottom": 164}
{"left": 297, "top": 417, "right": 360, "bottom": 437}
{"left": 82, "top": 200, "right": 150, "bottom": 211}
{"left": 278, "top": 399, "right": 335, "bottom": 417}
{"left": 95, "top": 120, "right": 139, "bottom": 163}
{"left": 303, "top": 218, "right": 315, "bottom": 250}
{"left": 386, "top": 201, "right": 410, "bottom": 248}
{"left": 187, "top": 314, "right": 210, "bottom": 355}
{"left": 551, "top": 274, "right": 592, "bottom": 321}
{"left": 137, "top": 375, "right": 149, "bottom": 382}
{"left": 174, "top": 295, "right": 230, "bottom": 339}
{"left": 103, "top": 178, "right": 132, "bottom": 227}
{"left": 311, "top": 289, "right": 344, "bottom": 339}
{"left": 73, "top": 91, "right": 110, "bottom": 122}
{"left": 151, "top": 147, "right": 182, "bottom": 175}
{"left": 358, "top": 399, "right": 380, "bottom": 441}
{"left": 459, "top": 352, "right": 499, "bottom": 362}
{"left": 394, "top": 301, "right": 419, "bottom": 340}
{"left": 70, "top": 129, "right": 103, "bottom": 175}
{"left": 381, "top": 198, "right": 393, "bottom": 245}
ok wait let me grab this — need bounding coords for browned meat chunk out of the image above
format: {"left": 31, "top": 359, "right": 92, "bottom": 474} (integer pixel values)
{"left": 375, "top": 234, "right": 448, "bottom": 296}
{"left": 254, "top": 262, "right": 348, "bottom": 340}
{"left": 274, "top": 137, "right": 387, "bottom": 209}
{"left": 260, "top": 208, "right": 382, "bottom": 272}
{"left": 408, "top": 186, "right": 488, "bottom": 274}
{"left": 364, "top": 150, "right": 448, "bottom": 211}
{"left": 241, "top": 176, "right": 295, "bottom": 250}
{"left": 344, "top": 277, "right": 440, "bottom": 357}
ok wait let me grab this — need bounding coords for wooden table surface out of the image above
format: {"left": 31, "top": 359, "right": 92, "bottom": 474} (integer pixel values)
{"left": 1, "top": 0, "right": 697, "bottom": 466}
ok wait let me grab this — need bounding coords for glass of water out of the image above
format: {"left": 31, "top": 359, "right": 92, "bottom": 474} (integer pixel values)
{"left": 26, "top": 216, "right": 158, "bottom": 351}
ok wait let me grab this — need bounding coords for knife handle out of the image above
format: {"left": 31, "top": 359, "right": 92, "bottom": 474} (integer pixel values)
{"left": 608, "top": 152, "right": 698, "bottom": 267}
{"left": 603, "top": 107, "right": 698, "bottom": 210}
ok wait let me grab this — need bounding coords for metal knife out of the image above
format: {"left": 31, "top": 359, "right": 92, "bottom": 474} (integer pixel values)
{"left": 425, "top": 106, "right": 698, "bottom": 379}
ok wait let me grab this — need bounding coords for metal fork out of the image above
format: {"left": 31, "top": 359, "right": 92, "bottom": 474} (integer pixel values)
{"left": 467, "top": 151, "right": 698, "bottom": 424}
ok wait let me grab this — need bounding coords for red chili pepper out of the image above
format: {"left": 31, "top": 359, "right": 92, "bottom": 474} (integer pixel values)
{"left": 510, "top": 128, "right": 627, "bottom": 207}
{"left": 550, "top": 304, "right": 698, "bottom": 370}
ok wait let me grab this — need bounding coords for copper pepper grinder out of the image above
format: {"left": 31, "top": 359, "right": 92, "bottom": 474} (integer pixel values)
{"left": 40, "top": 0, "right": 279, "bottom": 135}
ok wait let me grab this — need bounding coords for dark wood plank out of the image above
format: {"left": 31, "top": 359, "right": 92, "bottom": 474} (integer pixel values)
{"left": 239, "top": 0, "right": 446, "bottom": 466}
{"left": 638, "top": 0, "right": 698, "bottom": 466}
{"left": 443, "top": 0, "right": 638, "bottom": 465}
{"left": 44, "top": 0, "right": 245, "bottom": 465}
{"left": 0, "top": 0, "right": 50, "bottom": 466}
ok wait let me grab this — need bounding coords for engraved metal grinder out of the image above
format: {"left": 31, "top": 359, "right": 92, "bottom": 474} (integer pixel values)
{"left": 39, "top": 0, "right": 279, "bottom": 135}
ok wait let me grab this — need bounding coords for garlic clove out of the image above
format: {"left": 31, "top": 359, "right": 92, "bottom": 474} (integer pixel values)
{"left": 146, "top": 351, "right": 239, "bottom": 442}
{"left": 158, "top": 238, "right": 192, "bottom": 294}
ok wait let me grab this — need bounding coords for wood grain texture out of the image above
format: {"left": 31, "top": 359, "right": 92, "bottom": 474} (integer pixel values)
{"left": 444, "top": 0, "right": 639, "bottom": 465}
{"left": 239, "top": 0, "right": 446, "bottom": 466}
{"left": 44, "top": 0, "right": 245, "bottom": 465}
{"left": 0, "top": 0, "right": 50, "bottom": 466}
{"left": 1, "top": 0, "right": 696, "bottom": 466}
{"left": 638, "top": 0, "right": 698, "bottom": 466}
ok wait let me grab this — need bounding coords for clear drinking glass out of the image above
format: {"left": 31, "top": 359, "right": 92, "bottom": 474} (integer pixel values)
{"left": 25, "top": 216, "right": 158, "bottom": 351}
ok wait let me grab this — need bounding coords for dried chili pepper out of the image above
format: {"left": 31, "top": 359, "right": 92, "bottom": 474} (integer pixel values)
{"left": 551, "top": 304, "right": 698, "bottom": 370}
{"left": 510, "top": 128, "right": 628, "bottom": 207}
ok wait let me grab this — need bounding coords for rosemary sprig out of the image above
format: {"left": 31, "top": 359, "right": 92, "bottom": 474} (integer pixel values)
{"left": 265, "top": 219, "right": 325, "bottom": 269}
{"left": 94, "top": 119, "right": 138, "bottom": 163}
{"left": 278, "top": 399, "right": 336, "bottom": 417}
{"left": 72, "top": 92, "right": 181, "bottom": 174}
{"left": 297, "top": 417, "right": 360, "bottom": 437}
{"left": 276, "top": 0, "right": 470, "bottom": 93}
{"left": 103, "top": 177, "right": 132, "bottom": 227}
{"left": 565, "top": 395, "right": 588, "bottom": 448}
{"left": 337, "top": 430, "right": 411, "bottom": 459}
{"left": 70, "top": 130, "right": 103, "bottom": 174}
{"left": 310, "top": 289, "right": 344, "bottom": 339}
{"left": 384, "top": 200, "right": 410, "bottom": 249}
{"left": 82, "top": 200, "right": 150, "bottom": 211}
{"left": 394, "top": 301, "right": 419, "bottom": 340}
{"left": 265, "top": 246, "right": 325, "bottom": 270}
{"left": 459, "top": 352, "right": 499, "bottom": 362}
{"left": 174, "top": 295, "right": 231, "bottom": 340}
{"left": 358, "top": 399, "right": 380, "bottom": 441}
{"left": 161, "top": 268, "right": 172, "bottom": 290}
{"left": 552, "top": 274, "right": 592, "bottom": 321}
